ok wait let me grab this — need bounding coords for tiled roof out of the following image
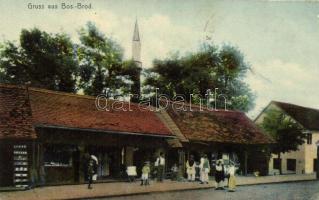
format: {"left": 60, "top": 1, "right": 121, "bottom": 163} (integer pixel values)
{"left": 28, "top": 88, "right": 172, "bottom": 137}
{"left": 166, "top": 104, "right": 272, "bottom": 144}
{"left": 0, "top": 84, "right": 172, "bottom": 139}
{"left": 0, "top": 85, "right": 36, "bottom": 139}
{"left": 0, "top": 83, "right": 272, "bottom": 143}
{"left": 273, "top": 101, "right": 319, "bottom": 131}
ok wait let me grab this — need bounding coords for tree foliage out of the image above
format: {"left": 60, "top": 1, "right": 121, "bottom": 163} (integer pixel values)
{"left": 0, "top": 28, "right": 78, "bottom": 92}
{"left": 260, "top": 109, "right": 305, "bottom": 174}
{"left": 0, "top": 23, "right": 141, "bottom": 98}
{"left": 0, "top": 24, "right": 253, "bottom": 106}
{"left": 77, "top": 22, "right": 140, "bottom": 97}
{"left": 144, "top": 43, "right": 255, "bottom": 112}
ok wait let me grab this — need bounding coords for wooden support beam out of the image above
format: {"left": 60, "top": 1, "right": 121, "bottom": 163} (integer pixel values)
{"left": 244, "top": 150, "right": 248, "bottom": 176}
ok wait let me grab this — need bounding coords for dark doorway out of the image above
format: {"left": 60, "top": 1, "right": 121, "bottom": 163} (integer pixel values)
{"left": 0, "top": 143, "right": 13, "bottom": 186}
{"left": 166, "top": 149, "right": 179, "bottom": 172}
{"left": 287, "top": 159, "right": 296, "bottom": 172}
{"left": 133, "top": 148, "right": 154, "bottom": 177}
{"left": 72, "top": 149, "right": 80, "bottom": 182}
{"left": 273, "top": 158, "right": 281, "bottom": 170}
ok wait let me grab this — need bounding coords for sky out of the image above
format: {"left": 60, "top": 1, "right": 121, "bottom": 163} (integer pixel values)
{"left": 0, "top": 0, "right": 319, "bottom": 118}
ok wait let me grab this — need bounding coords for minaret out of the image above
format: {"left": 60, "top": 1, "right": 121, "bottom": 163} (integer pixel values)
{"left": 131, "top": 20, "right": 142, "bottom": 102}
{"left": 132, "top": 19, "right": 142, "bottom": 67}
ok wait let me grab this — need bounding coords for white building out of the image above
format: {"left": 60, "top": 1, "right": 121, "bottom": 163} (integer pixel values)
{"left": 255, "top": 101, "right": 319, "bottom": 175}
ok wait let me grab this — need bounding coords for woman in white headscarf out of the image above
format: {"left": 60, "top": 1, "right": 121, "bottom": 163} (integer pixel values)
{"left": 215, "top": 159, "right": 225, "bottom": 190}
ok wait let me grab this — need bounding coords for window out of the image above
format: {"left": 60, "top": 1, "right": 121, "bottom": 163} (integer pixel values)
{"left": 287, "top": 159, "right": 296, "bottom": 171}
{"left": 306, "top": 133, "right": 312, "bottom": 145}
{"left": 273, "top": 158, "right": 281, "bottom": 170}
{"left": 314, "top": 159, "right": 318, "bottom": 172}
{"left": 43, "top": 144, "right": 76, "bottom": 167}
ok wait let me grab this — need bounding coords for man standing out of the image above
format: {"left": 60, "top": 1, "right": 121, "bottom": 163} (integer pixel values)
{"left": 200, "top": 154, "right": 210, "bottom": 184}
{"left": 155, "top": 152, "right": 165, "bottom": 182}
{"left": 186, "top": 155, "right": 196, "bottom": 182}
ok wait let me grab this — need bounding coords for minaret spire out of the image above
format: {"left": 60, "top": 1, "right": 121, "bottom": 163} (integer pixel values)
{"left": 133, "top": 19, "right": 140, "bottom": 42}
{"left": 131, "top": 19, "right": 142, "bottom": 102}
{"left": 132, "top": 19, "right": 141, "bottom": 66}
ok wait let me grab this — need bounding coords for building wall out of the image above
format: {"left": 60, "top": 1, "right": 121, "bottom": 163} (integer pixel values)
{"left": 268, "top": 143, "right": 306, "bottom": 175}
{"left": 268, "top": 133, "right": 319, "bottom": 175}
{"left": 304, "top": 132, "right": 319, "bottom": 174}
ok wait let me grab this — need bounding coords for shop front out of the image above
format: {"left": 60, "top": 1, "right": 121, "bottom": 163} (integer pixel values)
{"left": 36, "top": 126, "right": 172, "bottom": 185}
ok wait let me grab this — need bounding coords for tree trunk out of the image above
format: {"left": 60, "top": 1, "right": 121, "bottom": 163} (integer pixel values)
{"left": 244, "top": 150, "right": 248, "bottom": 176}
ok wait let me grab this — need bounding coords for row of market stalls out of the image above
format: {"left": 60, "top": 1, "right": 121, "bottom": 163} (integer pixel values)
{"left": 0, "top": 84, "right": 272, "bottom": 188}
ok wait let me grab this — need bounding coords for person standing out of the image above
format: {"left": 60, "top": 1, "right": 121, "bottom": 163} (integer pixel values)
{"left": 227, "top": 163, "right": 236, "bottom": 192}
{"left": 91, "top": 155, "right": 98, "bottom": 181}
{"left": 141, "top": 161, "right": 150, "bottom": 186}
{"left": 200, "top": 154, "right": 210, "bottom": 184}
{"left": 195, "top": 161, "right": 201, "bottom": 181}
{"left": 87, "top": 155, "right": 98, "bottom": 189}
{"left": 215, "top": 159, "right": 225, "bottom": 190}
{"left": 171, "top": 163, "right": 179, "bottom": 181}
{"left": 155, "top": 152, "right": 165, "bottom": 182}
{"left": 186, "top": 155, "right": 196, "bottom": 182}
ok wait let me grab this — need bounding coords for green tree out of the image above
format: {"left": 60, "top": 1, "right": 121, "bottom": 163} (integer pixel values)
{"left": 144, "top": 43, "right": 255, "bottom": 112}
{"left": 260, "top": 109, "right": 305, "bottom": 174}
{"left": 121, "top": 60, "right": 142, "bottom": 102}
{"left": 0, "top": 28, "right": 78, "bottom": 92}
{"left": 78, "top": 22, "right": 136, "bottom": 97}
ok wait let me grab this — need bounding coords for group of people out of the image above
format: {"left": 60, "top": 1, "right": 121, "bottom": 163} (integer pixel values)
{"left": 186, "top": 154, "right": 210, "bottom": 184}
{"left": 215, "top": 159, "right": 236, "bottom": 192}
{"left": 186, "top": 154, "right": 236, "bottom": 192}
{"left": 141, "top": 153, "right": 236, "bottom": 192}
{"left": 86, "top": 152, "right": 236, "bottom": 192}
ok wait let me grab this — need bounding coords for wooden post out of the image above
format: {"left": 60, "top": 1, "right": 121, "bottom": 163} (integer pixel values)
{"left": 178, "top": 149, "right": 185, "bottom": 178}
{"left": 78, "top": 144, "right": 85, "bottom": 183}
{"left": 317, "top": 146, "right": 319, "bottom": 179}
{"left": 30, "top": 141, "right": 37, "bottom": 187}
{"left": 244, "top": 150, "right": 248, "bottom": 176}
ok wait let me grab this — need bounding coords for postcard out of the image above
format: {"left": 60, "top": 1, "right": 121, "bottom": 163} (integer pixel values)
{"left": 0, "top": 1, "right": 318, "bottom": 200}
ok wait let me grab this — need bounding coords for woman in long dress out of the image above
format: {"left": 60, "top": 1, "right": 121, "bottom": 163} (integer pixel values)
{"left": 228, "top": 164, "right": 236, "bottom": 192}
{"left": 215, "top": 159, "right": 225, "bottom": 190}
{"left": 186, "top": 155, "right": 196, "bottom": 182}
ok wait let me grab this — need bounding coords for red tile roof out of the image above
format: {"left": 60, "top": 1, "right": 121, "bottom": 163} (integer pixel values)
{"left": 166, "top": 103, "right": 272, "bottom": 144}
{"left": 28, "top": 88, "right": 172, "bottom": 137}
{"left": 0, "top": 83, "right": 271, "bottom": 144}
{"left": 0, "top": 84, "right": 173, "bottom": 139}
{"left": 0, "top": 85, "right": 36, "bottom": 139}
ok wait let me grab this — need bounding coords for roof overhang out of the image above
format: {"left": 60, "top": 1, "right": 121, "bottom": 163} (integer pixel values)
{"left": 186, "top": 139, "right": 274, "bottom": 145}
{"left": 34, "top": 124, "right": 176, "bottom": 139}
